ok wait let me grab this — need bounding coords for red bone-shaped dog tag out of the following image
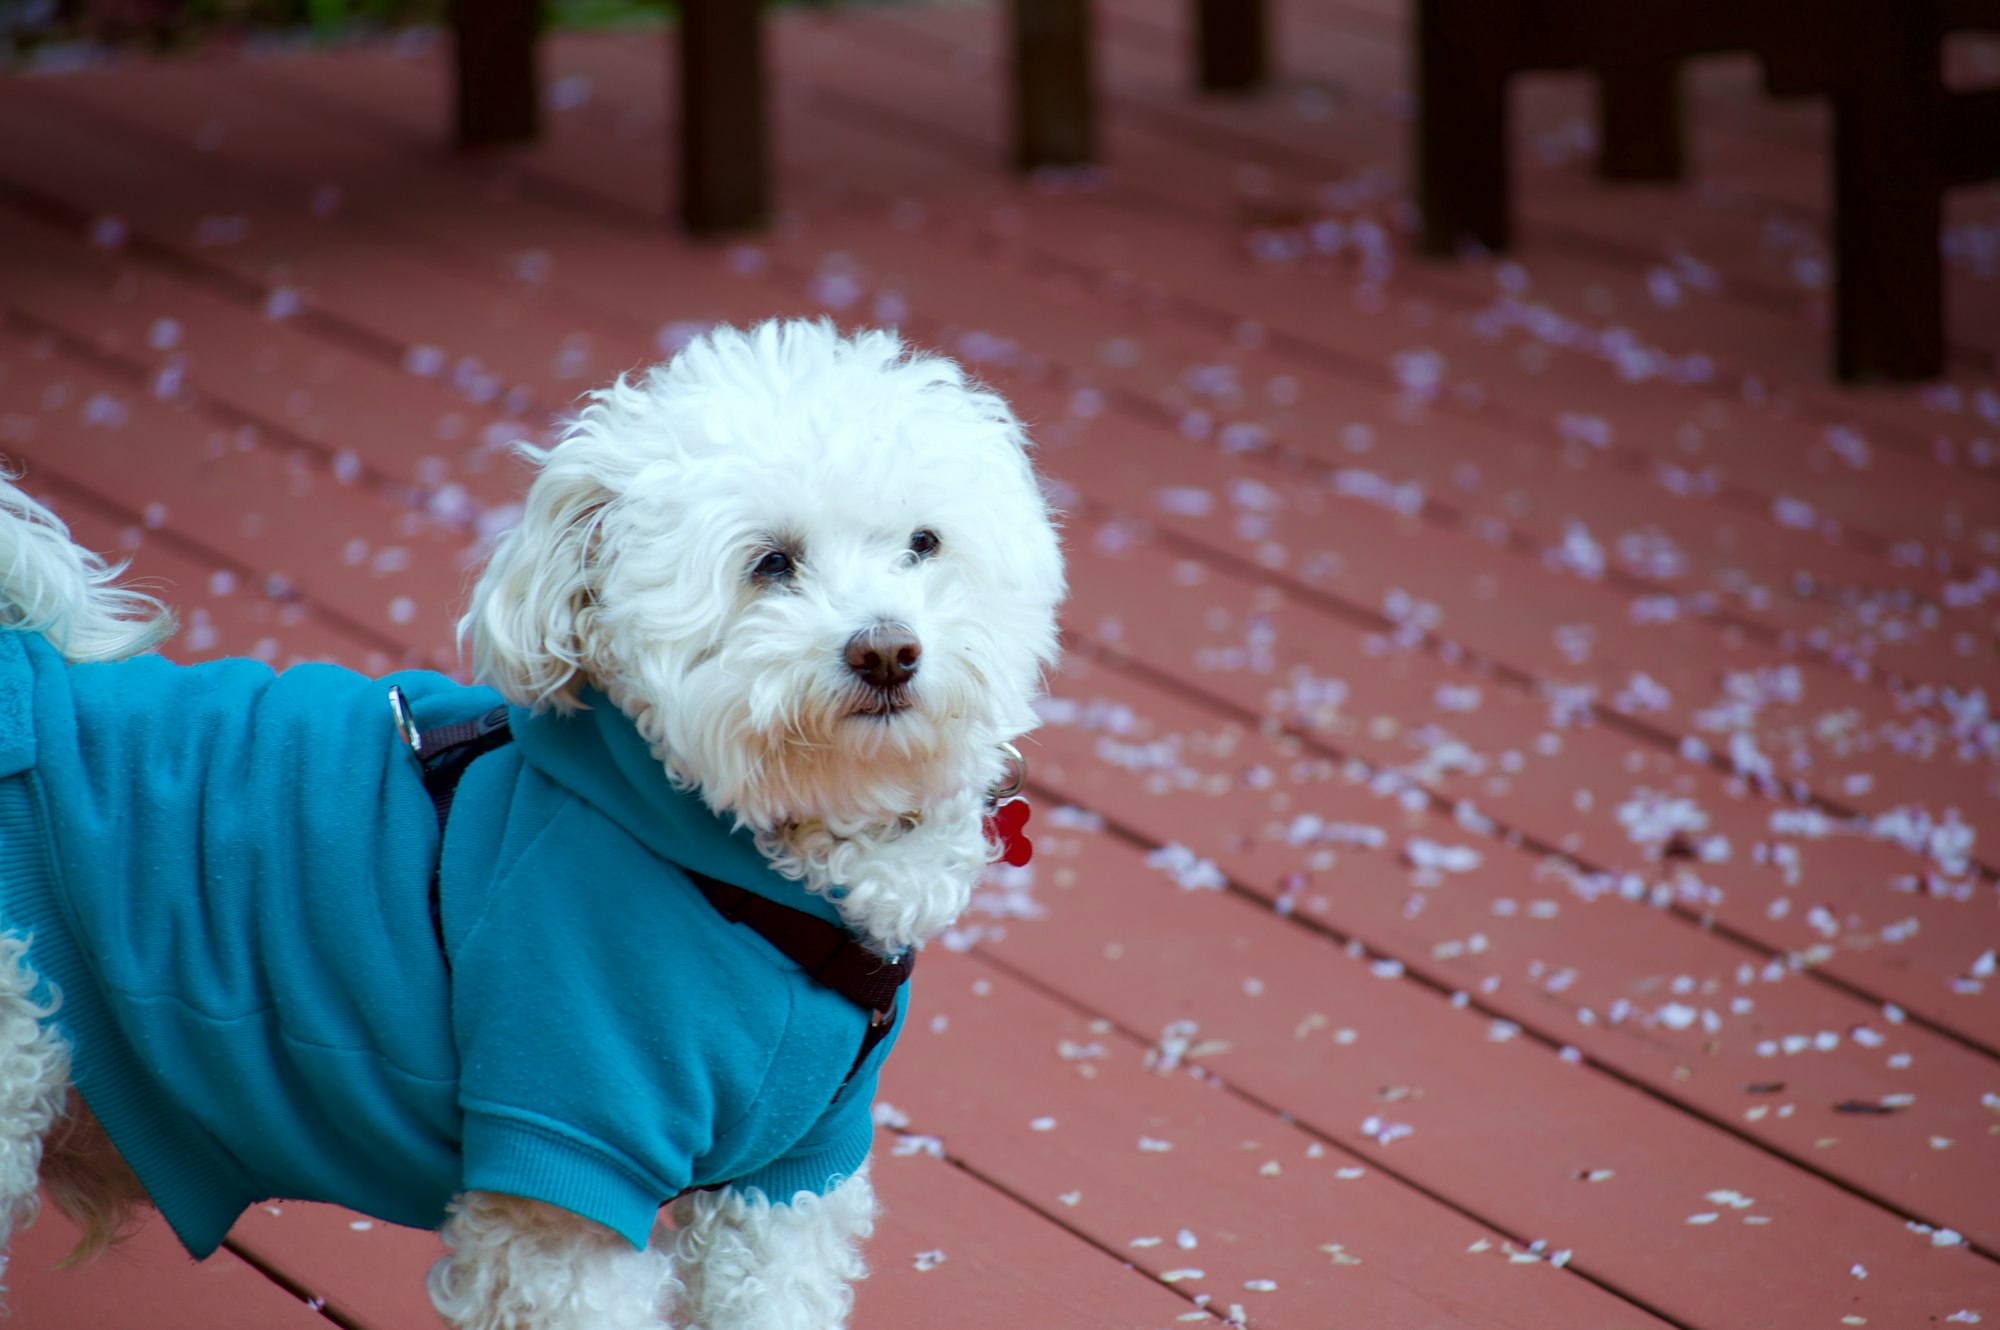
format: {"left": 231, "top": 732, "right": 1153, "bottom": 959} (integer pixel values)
{"left": 984, "top": 797, "right": 1033, "bottom": 867}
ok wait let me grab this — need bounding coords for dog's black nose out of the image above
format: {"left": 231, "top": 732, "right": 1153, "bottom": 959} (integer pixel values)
{"left": 845, "top": 624, "right": 922, "bottom": 690}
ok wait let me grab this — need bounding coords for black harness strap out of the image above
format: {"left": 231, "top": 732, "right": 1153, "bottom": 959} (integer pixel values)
{"left": 410, "top": 705, "right": 514, "bottom": 967}
{"left": 408, "top": 706, "right": 911, "bottom": 1086}
{"left": 679, "top": 869, "right": 913, "bottom": 1084}
{"left": 414, "top": 707, "right": 516, "bottom": 831}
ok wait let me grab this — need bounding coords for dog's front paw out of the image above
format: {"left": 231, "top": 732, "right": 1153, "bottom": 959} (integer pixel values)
{"left": 430, "top": 1192, "right": 680, "bottom": 1330}
{"left": 671, "top": 1169, "right": 875, "bottom": 1330}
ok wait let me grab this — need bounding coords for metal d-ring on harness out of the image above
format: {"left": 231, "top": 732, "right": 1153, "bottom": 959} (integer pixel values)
{"left": 387, "top": 685, "right": 915, "bottom": 1092}
{"left": 390, "top": 686, "right": 513, "bottom": 965}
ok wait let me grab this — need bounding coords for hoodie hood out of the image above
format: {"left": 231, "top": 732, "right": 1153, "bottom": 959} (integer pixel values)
{"left": 506, "top": 686, "right": 845, "bottom": 929}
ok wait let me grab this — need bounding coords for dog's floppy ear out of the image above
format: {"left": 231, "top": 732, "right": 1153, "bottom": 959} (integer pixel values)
{"left": 461, "top": 442, "right": 615, "bottom": 712}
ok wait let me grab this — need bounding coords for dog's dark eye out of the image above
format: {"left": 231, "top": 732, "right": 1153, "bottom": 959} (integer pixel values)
{"left": 908, "top": 529, "right": 941, "bottom": 559}
{"left": 752, "top": 549, "right": 795, "bottom": 582}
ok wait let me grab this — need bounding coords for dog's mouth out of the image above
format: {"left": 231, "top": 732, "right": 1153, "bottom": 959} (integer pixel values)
{"left": 847, "top": 689, "right": 915, "bottom": 720}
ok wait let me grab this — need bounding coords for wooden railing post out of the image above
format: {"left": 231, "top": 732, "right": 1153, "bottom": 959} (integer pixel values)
{"left": 1597, "top": 59, "right": 1683, "bottom": 180}
{"left": 679, "top": 0, "right": 770, "bottom": 234}
{"left": 1195, "top": 0, "right": 1267, "bottom": 91}
{"left": 452, "top": 0, "right": 541, "bottom": 147}
{"left": 1416, "top": 0, "right": 1510, "bottom": 254}
{"left": 1831, "top": 0, "right": 1945, "bottom": 380}
{"left": 1760, "top": 42, "right": 1829, "bottom": 96}
{"left": 1012, "top": 0, "right": 1096, "bottom": 169}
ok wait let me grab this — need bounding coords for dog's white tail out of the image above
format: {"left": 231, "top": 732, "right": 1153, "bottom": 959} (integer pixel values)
{"left": 0, "top": 473, "right": 174, "bottom": 664}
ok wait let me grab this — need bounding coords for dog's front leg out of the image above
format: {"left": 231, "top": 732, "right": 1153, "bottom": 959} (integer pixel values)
{"left": 429, "top": 1191, "right": 680, "bottom": 1330}
{"left": 669, "top": 1164, "right": 876, "bottom": 1330}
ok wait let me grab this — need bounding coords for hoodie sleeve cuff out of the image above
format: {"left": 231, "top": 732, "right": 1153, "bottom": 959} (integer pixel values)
{"left": 461, "top": 1104, "right": 684, "bottom": 1250}
{"left": 728, "top": 1112, "right": 874, "bottom": 1206}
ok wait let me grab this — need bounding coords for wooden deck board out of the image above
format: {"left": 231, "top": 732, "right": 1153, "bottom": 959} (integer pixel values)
{"left": 878, "top": 948, "right": 1680, "bottom": 1329}
{"left": 1, "top": 3, "right": 1996, "bottom": 1327}
{"left": 1044, "top": 470, "right": 1998, "bottom": 1030}
{"left": 0, "top": 209, "right": 524, "bottom": 512}
{"left": 0, "top": 89, "right": 641, "bottom": 409}
{"left": 0, "top": 320, "right": 470, "bottom": 668}
{"left": 41, "top": 479, "right": 392, "bottom": 675}
{"left": 1019, "top": 631, "right": 2000, "bottom": 1245}
{"left": 960, "top": 785, "right": 2000, "bottom": 1327}
{"left": 6, "top": 1203, "right": 331, "bottom": 1329}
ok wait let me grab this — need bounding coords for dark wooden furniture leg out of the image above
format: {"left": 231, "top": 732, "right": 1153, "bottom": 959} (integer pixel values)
{"left": 1416, "top": 0, "right": 1510, "bottom": 254}
{"left": 1195, "top": 0, "right": 1267, "bottom": 91}
{"left": 1831, "top": 0, "right": 1945, "bottom": 380}
{"left": 679, "top": 0, "right": 769, "bottom": 235}
{"left": 452, "top": 0, "right": 540, "bottom": 147}
{"left": 1597, "top": 58, "right": 1684, "bottom": 180}
{"left": 1012, "top": 0, "right": 1095, "bottom": 169}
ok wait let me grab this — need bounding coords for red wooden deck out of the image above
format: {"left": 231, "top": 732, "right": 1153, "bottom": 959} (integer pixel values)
{"left": 3, "top": 3, "right": 1999, "bottom": 1326}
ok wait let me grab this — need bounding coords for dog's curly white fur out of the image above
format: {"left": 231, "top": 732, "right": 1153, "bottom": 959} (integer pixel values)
{"left": 0, "top": 319, "right": 1065, "bottom": 1328}
{"left": 667, "top": 1164, "right": 876, "bottom": 1330}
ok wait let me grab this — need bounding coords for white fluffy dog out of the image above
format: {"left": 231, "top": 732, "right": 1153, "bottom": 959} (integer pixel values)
{"left": 0, "top": 320, "right": 1064, "bottom": 1329}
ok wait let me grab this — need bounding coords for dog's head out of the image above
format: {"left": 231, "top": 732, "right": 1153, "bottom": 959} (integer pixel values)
{"left": 465, "top": 320, "right": 1064, "bottom": 831}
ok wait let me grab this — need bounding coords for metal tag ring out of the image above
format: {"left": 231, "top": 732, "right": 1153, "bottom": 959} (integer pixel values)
{"left": 991, "top": 741, "right": 1027, "bottom": 802}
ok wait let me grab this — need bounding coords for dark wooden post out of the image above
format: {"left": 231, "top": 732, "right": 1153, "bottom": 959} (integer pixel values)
{"left": 680, "top": 0, "right": 769, "bottom": 234}
{"left": 1831, "top": 0, "right": 1945, "bottom": 380}
{"left": 1195, "top": 0, "right": 1267, "bottom": 91}
{"left": 1012, "top": 0, "right": 1096, "bottom": 169}
{"left": 1760, "top": 42, "right": 1829, "bottom": 97}
{"left": 452, "top": 0, "right": 541, "bottom": 147}
{"left": 1945, "top": 89, "right": 2000, "bottom": 188}
{"left": 1597, "top": 59, "right": 1683, "bottom": 180}
{"left": 1416, "top": 0, "right": 1511, "bottom": 254}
